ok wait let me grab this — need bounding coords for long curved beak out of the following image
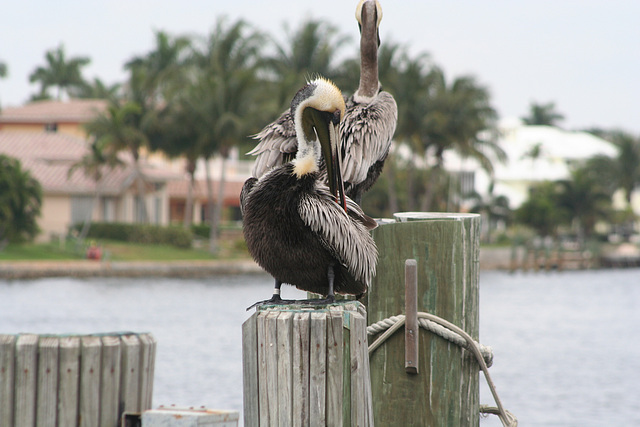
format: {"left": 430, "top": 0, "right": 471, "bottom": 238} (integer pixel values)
{"left": 309, "top": 109, "right": 347, "bottom": 212}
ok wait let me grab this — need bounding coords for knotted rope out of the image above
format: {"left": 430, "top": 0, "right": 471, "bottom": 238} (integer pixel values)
{"left": 367, "top": 314, "right": 494, "bottom": 367}
{"left": 367, "top": 312, "right": 517, "bottom": 427}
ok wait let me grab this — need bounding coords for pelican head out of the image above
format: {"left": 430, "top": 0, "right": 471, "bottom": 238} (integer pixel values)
{"left": 356, "top": 0, "right": 382, "bottom": 47}
{"left": 291, "top": 77, "right": 347, "bottom": 211}
{"left": 354, "top": 0, "right": 383, "bottom": 101}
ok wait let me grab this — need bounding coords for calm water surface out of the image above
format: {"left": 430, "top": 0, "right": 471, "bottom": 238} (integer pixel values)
{"left": 1, "top": 269, "right": 639, "bottom": 426}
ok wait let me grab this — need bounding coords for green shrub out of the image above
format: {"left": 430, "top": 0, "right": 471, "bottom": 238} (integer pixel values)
{"left": 191, "top": 224, "right": 210, "bottom": 239}
{"left": 72, "top": 222, "right": 193, "bottom": 249}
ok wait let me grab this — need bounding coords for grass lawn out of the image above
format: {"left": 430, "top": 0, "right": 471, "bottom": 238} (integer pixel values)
{"left": 0, "top": 237, "right": 249, "bottom": 262}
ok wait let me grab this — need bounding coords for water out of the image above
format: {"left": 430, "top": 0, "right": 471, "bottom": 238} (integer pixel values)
{"left": 1, "top": 269, "right": 639, "bottom": 426}
{"left": 479, "top": 269, "right": 640, "bottom": 426}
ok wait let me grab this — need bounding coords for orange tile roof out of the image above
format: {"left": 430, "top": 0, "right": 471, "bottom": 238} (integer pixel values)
{"left": 0, "top": 131, "right": 175, "bottom": 195}
{"left": 0, "top": 99, "right": 107, "bottom": 124}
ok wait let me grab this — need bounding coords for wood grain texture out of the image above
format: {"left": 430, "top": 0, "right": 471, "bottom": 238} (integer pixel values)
{"left": 14, "top": 334, "right": 38, "bottom": 427}
{"left": 100, "top": 335, "right": 121, "bottom": 427}
{"left": 242, "top": 314, "right": 259, "bottom": 427}
{"left": 80, "top": 336, "right": 101, "bottom": 427}
{"left": 0, "top": 335, "right": 16, "bottom": 427}
{"left": 291, "top": 312, "right": 310, "bottom": 427}
{"left": 36, "top": 337, "right": 59, "bottom": 427}
{"left": 58, "top": 337, "right": 80, "bottom": 427}
{"left": 365, "top": 213, "right": 481, "bottom": 426}
{"left": 243, "top": 303, "right": 372, "bottom": 427}
{"left": 120, "top": 334, "right": 141, "bottom": 414}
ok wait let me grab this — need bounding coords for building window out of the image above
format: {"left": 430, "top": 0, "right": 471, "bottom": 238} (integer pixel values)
{"left": 71, "top": 196, "right": 94, "bottom": 226}
{"left": 154, "top": 197, "right": 162, "bottom": 224}
{"left": 135, "top": 196, "right": 146, "bottom": 223}
{"left": 102, "top": 197, "right": 116, "bottom": 222}
{"left": 44, "top": 123, "right": 58, "bottom": 132}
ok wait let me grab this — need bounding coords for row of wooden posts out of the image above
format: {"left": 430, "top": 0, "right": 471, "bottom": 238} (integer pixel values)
{"left": 0, "top": 332, "right": 156, "bottom": 427}
{"left": 1, "top": 212, "right": 484, "bottom": 426}
{"left": 243, "top": 212, "right": 482, "bottom": 426}
{"left": 509, "top": 240, "right": 595, "bottom": 272}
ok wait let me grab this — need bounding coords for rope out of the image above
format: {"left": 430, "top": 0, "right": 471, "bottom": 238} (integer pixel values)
{"left": 367, "top": 312, "right": 517, "bottom": 427}
{"left": 367, "top": 315, "right": 494, "bottom": 367}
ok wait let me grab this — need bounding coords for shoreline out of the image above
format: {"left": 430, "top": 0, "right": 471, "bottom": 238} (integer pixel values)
{"left": 0, "top": 259, "right": 266, "bottom": 280}
{"left": 1, "top": 246, "right": 634, "bottom": 279}
{"left": 0, "top": 248, "right": 513, "bottom": 280}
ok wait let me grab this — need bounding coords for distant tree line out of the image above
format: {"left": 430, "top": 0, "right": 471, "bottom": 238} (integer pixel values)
{"left": 2, "top": 17, "right": 639, "bottom": 248}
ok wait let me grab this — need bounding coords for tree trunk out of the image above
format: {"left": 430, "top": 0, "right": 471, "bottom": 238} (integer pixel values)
{"left": 421, "top": 163, "right": 443, "bottom": 212}
{"left": 132, "top": 158, "right": 149, "bottom": 223}
{"left": 211, "top": 152, "right": 229, "bottom": 255}
{"left": 183, "top": 159, "right": 197, "bottom": 229}
{"left": 204, "top": 157, "right": 217, "bottom": 254}
{"left": 406, "top": 162, "right": 416, "bottom": 212}
{"left": 75, "top": 190, "right": 99, "bottom": 252}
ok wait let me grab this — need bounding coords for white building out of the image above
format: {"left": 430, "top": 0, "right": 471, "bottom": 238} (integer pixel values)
{"left": 445, "top": 118, "right": 620, "bottom": 210}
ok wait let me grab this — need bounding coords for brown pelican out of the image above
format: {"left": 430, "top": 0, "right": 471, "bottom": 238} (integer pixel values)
{"left": 241, "top": 77, "right": 378, "bottom": 307}
{"left": 248, "top": 0, "right": 397, "bottom": 204}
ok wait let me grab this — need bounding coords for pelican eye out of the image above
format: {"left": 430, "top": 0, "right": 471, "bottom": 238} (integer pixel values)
{"left": 331, "top": 110, "right": 342, "bottom": 125}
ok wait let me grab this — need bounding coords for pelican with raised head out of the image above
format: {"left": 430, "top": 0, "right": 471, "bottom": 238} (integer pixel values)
{"left": 249, "top": 0, "right": 397, "bottom": 204}
{"left": 241, "top": 77, "right": 378, "bottom": 308}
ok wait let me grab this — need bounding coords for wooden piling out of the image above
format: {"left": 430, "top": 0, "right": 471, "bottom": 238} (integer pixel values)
{"left": 242, "top": 302, "right": 373, "bottom": 427}
{"left": 364, "top": 212, "right": 481, "bottom": 426}
{"left": 0, "top": 332, "right": 156, "bottom": 427}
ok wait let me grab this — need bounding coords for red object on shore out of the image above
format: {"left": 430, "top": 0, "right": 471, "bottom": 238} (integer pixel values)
{"left": 86, "top": 245, "right": 101, "bottom": 260}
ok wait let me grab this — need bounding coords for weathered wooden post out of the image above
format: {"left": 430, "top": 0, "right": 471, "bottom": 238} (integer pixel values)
{"left": 0, "top": 332, "right": 156, "bottom": 427}
{"left": 364, "top": 212, "right": 481, "bottom": 426}
{"left": 242, "top": 302, "right": 373, "bottom": 427}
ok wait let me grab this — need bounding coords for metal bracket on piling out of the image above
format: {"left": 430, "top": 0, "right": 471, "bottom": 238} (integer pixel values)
{"left": 405, "top": 259, "right": 419, "bottom": 374}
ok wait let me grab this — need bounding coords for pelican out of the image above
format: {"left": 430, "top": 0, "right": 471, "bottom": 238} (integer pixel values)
{"left": 241, "top": 77, "right": 378, "bottom": 307}
{"left": 249, "top": 0, "right": 397, "bottom": 204}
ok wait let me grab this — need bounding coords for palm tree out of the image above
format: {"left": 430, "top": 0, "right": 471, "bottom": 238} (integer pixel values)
{"left": 147, "top": 95, "right": 202, "bottom": 228}
{"left": 515, "top": 181, "right": 563, "bottom": 238}
{"left": 69, "top": 78, "right": 121, "bottom": 99}
{"left": 266, "top": 19, "right": 350, "bottom": 111}
{"left": 189, "top": 18, "right": 265, "bottom": 253}
{"left": 84, "top": 100, "right": 150, "bottom": 222}
{"left": 521, "top": 101, "right": 565, "bottom": 127}
{"left": 67, "top": 140, "right": 124, "bottom": 246}
{"left": 28, "top": 44, "right": 90, "bottom": 100}
{"left": 418, "top": 67, "right": 504, "bottom": 210}
{"left": 556, "top": 166, "right": 611, "bottom": 243}
{"left": 388, "top": 51, "right": 432, "bottom": 211}
{"left": 607, "top": 131, "right": 640, "bottom": 206}
{"left": 125, "top": 30, "right": 192, "bottom": 104}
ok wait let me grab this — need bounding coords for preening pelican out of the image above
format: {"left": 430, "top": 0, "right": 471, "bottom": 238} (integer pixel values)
{"left": 249, "top": 0, "right": 397, "bottom": 204}
{"left": 241, "top": 77, "right": 378, "bottom": 307}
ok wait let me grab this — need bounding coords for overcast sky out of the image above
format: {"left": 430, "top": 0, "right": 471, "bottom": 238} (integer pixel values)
{"left": 1, "top": 0, "right": 638, "bottom": 133}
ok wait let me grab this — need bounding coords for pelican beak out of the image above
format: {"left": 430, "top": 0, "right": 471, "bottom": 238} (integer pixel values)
{"left": 357, "top": 0, "right": 382, "bottom": 47}
{"left": 308, "top": 108, "right": 347, "bottom": 212}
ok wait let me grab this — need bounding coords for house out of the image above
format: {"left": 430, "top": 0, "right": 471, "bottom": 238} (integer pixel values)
{"left": 0, "top": 99, "right": 251, "bottom": 241}
{"left": 167, "top": 178, "right": 245, "bottom": 224}
{"left": 0, "top": 99, "right": 108, "bottom": 138}
{"left": 0, "top": 131, "right": 174, "bottom": 242}
{"left": 444, "top": 118, "right": 621, "bottom": 210}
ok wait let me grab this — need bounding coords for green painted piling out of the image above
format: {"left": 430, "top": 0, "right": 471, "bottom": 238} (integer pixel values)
{"left": 364, "top": 212, "right": 481, "bottom": 427}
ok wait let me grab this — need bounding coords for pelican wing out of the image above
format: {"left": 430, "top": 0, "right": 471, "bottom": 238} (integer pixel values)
{"left": 298, "top": 186, "right": 378, "bottom": 286}
{"left": 239, "top": 177, "right": 258, "bottom": 216}
{"left": 340, "top": 91, "right": 398, "bottom": 185}
{"left": 249, "top": 109, "right": 298, "bottom": 177}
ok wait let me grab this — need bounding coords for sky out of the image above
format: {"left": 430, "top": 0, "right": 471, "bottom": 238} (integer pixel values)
{"left": 1, "top": 0, "right": 639, "bottom": 134}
